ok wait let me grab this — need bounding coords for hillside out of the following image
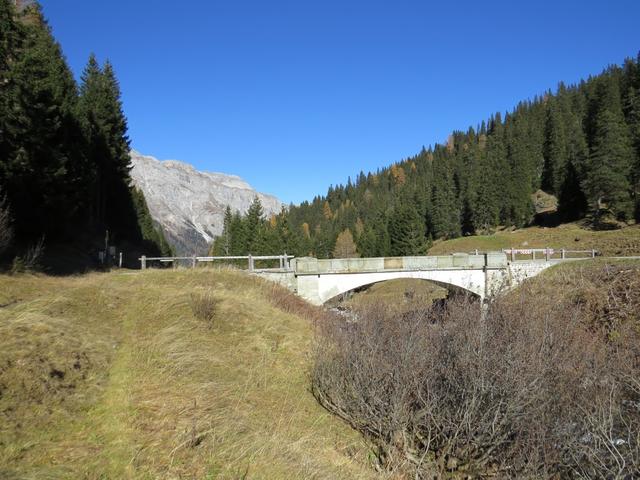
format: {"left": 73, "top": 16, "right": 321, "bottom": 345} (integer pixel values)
{"left": 428, "top": 222, "right": 640, "bottom": 257}
{"left": 130, "top": 151, "right": 283, "bottom": 255}
{"left": 219, "top": 54, "right": 640, "bottom": 261}
{"left": 0, "top": 270, "right": 377, "bottom": 479}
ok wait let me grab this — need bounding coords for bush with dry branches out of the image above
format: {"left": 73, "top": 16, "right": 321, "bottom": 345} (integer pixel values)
{"left": 312, "top": 283, "right": 640, "bottom": 478}
{"left": 0, "top": 191, "right": 13, "bottom": 256}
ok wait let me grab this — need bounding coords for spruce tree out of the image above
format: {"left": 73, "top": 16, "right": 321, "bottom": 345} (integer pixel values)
{"left": 244, "top": 196, "right": 265, "bottom": 253}
{"left": 388, "top": 200, "right": 428, "bottom": 256}
{"left": 542, "top": 97, "right": 568, "bottom": 196}
{"left": 431, "top": 150, "right": 461, "bottom": 238}
{"left": 1, "top": 3, "right": 85, "bottom": 240}
{"left": 584, "top": 77, "right": 634, "bottom": 222}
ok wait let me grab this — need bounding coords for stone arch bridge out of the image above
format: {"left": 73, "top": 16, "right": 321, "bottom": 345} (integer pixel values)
{"left": 258, "top": 251, "right": 592, "bottom": 305}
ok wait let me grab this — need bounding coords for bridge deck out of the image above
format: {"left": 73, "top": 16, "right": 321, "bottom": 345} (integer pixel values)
{"left": 292, "top": 253, "right": 508, "bottom": 275}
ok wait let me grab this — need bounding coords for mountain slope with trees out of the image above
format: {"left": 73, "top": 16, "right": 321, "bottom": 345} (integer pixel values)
{"left": 216, "top": 54, "right": 640, "bottom": 259}
{"left": 0, "top": 0, "right": 171, "bottom": 269}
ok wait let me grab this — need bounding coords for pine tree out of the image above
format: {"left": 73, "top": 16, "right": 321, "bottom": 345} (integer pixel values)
{"left": 542, "top": 97, "right": 568, "bottom": 195}
{"left": 430, "top": 150, "right": 461, "bottom": 238}
{"left": 1, "top": 3, "right": 85, "bottom": 240}
{"left": 78, "top": 56, "right": 133, "bottom": 233}
{"left": 584, "top": 77, "right": 634, "bottom": 223}
{"left": 244, "top": 196, "right": 265, "bottom": 253}
{"left": 388, "top": 200, "right": 428, "bottom": 256}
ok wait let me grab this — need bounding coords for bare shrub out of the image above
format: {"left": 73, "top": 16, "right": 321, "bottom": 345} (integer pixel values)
{"left": 312, "top": 289, "right": 640, "bottom": 478}
{"left": 189, "top": 291, "right": 219, "bottom": 328}
{"left": 11, "top": 236, "right": 45, "bottom": 273}
{"left": 0, "top": 191, "right": 13, "bottom": 256}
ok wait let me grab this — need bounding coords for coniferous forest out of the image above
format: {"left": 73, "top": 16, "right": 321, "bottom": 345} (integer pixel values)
{"left": 213, "top": 54, "right": 640, "bottom": 259}
{"left": 0, "top": 0, "right": 171, "bottom": 269}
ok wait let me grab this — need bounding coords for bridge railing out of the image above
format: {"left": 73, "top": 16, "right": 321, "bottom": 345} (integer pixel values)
{"left": 138, "top": 254, "right": 294, "bottom": 271}
{"left": 499, "top": 248, "right": 598, "bottom": 262}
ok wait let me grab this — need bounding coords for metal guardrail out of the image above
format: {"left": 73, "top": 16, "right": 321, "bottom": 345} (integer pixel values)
{"left": 139, "top": 254, "right": 294, "bottom": 271}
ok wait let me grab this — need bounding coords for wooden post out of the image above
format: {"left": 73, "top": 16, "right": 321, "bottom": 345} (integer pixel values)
{"left": 141, "top": 255, "right": 146, "bottom": 270}
{"left": 192, "top": 255, "right": 196, "bottom": 268}
{"left": 561, "top": 248, "right": 566, "bottom": 260}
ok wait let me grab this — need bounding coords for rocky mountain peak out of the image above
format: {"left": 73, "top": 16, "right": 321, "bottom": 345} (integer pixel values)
{"left": 129, "top": 150, "right": 282, "bottom": 255}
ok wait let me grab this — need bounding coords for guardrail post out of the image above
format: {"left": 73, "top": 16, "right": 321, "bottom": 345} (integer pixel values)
{"left": 192, "top": 255, "right": 196, "bottom": 268}
{"left": 248, "top": 254, "right": 254, "bottom": 272}
{"left": 532, "top": 250, "right": 535, "bottom": 260}
{"left": 545, "top": 248, "right": 550, "bottom": 261}
{"left": 561, "top": 248, "right": 566, "bottom": 260}
{"left": 141, "top": 255, "right": 146, "bottom": 270}
{"left": 592, "top": 249, "right": 596, "bottom": 258}
{"left": 511, "top": 249, "right": 515, "bottom": 262}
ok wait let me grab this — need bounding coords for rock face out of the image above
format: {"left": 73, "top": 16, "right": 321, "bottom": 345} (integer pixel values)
{"left": 129, "top": 150, "right": 282, "bottom": 255}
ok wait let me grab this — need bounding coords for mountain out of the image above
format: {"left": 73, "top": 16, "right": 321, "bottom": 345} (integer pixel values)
{"left": 129, "top": 151, "right": 282, "bottom": 255}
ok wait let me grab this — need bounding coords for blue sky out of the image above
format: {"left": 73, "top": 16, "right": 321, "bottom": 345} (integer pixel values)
{"left": 40, "top": 0, "right": 640, "bottom": 204}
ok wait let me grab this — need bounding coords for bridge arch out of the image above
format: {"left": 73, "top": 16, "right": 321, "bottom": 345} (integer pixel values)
{"left": 322, "top": 276, "right": 482, "bottom": 306}
{"left": 303, "top": 269, "right": 488, "bottom": 305}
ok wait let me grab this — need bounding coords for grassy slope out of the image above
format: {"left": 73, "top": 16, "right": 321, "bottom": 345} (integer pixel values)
{"left": 0, "top": 270, "right": 379, "bottom": 479}
{"left": 428, "top": 223, "right": 640, "bottom": 257}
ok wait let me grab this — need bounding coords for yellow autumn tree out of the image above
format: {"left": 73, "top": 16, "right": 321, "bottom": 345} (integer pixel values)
{"left": 323, "top": 201, "right": 333, "bottom": 220}
{"left": 333, "top": 229, "right": 359, "bottom": 259}
{"left": 301, "top": 222, "right": 310, "bottom": 239}
{"left": 390, "top": 165, "right": 406, "bottom": 186}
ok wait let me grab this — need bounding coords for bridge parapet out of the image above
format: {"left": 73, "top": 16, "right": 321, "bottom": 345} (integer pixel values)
{"left": 292, "top": 252, "right": 508, "bottom": 275}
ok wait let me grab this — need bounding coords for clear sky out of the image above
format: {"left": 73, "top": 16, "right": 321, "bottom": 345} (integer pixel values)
{"left": 40, "top": 0, "right": 640, "bottom": 205}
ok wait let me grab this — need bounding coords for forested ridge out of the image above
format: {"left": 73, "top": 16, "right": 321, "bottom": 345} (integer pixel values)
{"left": 0, "top": 0, "right": 171, "bottom": 268}
{"left": 214, "top": 54, "right": 640, "bottom": 259}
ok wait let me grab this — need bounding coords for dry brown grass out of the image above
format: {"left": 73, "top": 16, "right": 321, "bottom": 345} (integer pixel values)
{"left": 0, "top": 268, "right": 381, "bottom": 479}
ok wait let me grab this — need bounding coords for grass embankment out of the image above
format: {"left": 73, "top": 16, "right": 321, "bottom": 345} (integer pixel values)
{"left": 0, "top": 269, "right": 379, "bottom": 479}
{"left": 428, "top": 222, "right": 640, "bottom": 256}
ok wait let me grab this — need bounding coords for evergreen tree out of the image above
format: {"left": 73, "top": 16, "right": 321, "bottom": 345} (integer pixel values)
{"left": 583, "top": 77, "right": 634, "bottom": 222}
{"left": 430, "top": 150, "right": 461, "bottom": 238}
{"left": 542, "top": 97, "right": 568, "bottom": 196}
{"left": 244, "top": 196, "right": 265, "bottom": 253}
{"left": 1, "top": 2, "right": 85, "bottom": 240}
{"left": 388, "top": 201, "right": 428, "bottom": 256}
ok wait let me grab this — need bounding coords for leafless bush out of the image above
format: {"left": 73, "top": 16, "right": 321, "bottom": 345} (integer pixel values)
{"left": 312, "top": 291, "right": 640, "bottom": 478}
{"left": 11, "top": 236, "right": 45, "bottom": 273}
{"left": 0, "top": 192, "right": 13, "bottom": 256}
{"left": 189, "top": 291, "right": 219, "bottom": 328}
